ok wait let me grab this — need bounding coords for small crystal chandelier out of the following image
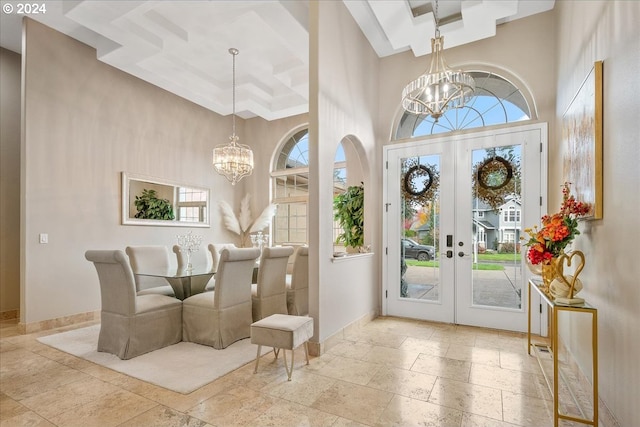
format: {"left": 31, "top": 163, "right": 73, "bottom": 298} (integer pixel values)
{"left": 401, "top": 0, "right": 475, "bottom": 121}
{"left": 213, "top": 48, "right": 254, "bottom": 185}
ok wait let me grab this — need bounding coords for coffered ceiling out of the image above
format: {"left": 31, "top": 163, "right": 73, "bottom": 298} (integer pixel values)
{"left": 0, "top": 1, "right": 554, "bottom": 121}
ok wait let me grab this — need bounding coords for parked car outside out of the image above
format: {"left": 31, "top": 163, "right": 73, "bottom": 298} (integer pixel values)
{"left": 402, "top": 238, "right": 435, "bottom": 261}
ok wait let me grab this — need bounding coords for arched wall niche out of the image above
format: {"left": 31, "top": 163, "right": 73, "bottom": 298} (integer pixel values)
{"left": 332, "top": 134, "right": 372, "bottom": 253}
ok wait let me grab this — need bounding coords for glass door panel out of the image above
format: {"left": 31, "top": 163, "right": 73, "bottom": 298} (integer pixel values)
{"left": 470, "top": 145, "right": 523, "bottom": 310}
{"left": 401, "top": 154, "right": 441, "bottom": 302}
{"left": 386, "top": 141, "right": 455, "bottom": 324}
{"left": 454, "top": 128, "right": 544, "bottom": 331}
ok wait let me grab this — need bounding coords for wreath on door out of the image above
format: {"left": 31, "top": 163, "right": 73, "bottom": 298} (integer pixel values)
{"left": 401, "top": 158, "right": 439, "bottom": 205}
{"left": 472, "top": 156, "right": 515, "bottom": 208}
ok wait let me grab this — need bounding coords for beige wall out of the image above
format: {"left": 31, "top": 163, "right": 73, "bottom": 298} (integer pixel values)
{"left": 20, "top": 18, "right": 246, "bottom": 325}
{"left": 309, "top": 1, "right": 380, "bottom": 342}
{"left": 554, "top": 2, "right": 639, "bottom": 426}
{"left": 0, "top": 47, "right": 21, "bottom": 316}
{"left": 378, "top": 9, "right": 558, "bottom": 142}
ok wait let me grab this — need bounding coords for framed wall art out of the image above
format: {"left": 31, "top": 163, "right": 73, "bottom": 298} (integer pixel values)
{"left": 561, "top": 60, "right": 603, "bottom": 219}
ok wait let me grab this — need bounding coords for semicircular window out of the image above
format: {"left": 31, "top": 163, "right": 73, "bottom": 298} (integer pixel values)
{"left": 273, "top": 128, "right": 310, "bottom": 245}
{"left": 275, "top": 128, "right": 309, "bottom": 170}
{"left": 395, "top": 71, "right": 532, "bottom": 139}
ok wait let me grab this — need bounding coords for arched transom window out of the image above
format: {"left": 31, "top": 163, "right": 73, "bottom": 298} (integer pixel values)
{"left": 396, "top": 71, "right": 532, "bottom": 139}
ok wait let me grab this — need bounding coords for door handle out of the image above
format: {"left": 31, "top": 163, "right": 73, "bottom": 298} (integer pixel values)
{"left": 444, "top": 250, "right": 453, "bottom": 258}
{"left": 458, "top": 251, "right": 470, "bottom": 258}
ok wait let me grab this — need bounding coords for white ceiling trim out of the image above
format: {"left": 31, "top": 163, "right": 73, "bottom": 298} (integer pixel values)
{"left": 349, "top": 0, "right": 554, "bottom": 58}
{"left": 0, "top": 0, "right": 554, "bottom": 120}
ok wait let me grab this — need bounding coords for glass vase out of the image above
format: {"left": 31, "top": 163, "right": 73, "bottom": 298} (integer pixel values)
{"left": 525, "top": 256, "right": 543, "bottom": 276}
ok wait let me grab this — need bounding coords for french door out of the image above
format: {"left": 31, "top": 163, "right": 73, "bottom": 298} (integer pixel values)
{"left": 383, "top": 124, "right": 546, "bottom": 332}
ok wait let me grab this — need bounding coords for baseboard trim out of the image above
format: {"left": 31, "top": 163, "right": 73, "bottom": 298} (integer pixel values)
{"left": 0, "top": 309, "right": 19, "bottom": 321}
{"left": 17, "top": 310, "right": 100, "bottom": 334}
{"left": 557, "top": 338, "right": 620, "bottom": 427}
{"left": 307, "top": 309, "right": 378, "bottom": 357}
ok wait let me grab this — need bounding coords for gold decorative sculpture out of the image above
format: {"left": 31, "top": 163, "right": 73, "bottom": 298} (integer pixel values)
{"left": 551, "top": 250, "right": 586, "bottom": 304}
{"left": 540, "top": 257, "right": 559, "bottom": 293}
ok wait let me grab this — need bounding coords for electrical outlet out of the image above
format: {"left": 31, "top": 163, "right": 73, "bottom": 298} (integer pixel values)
{"left": 39, "top": 233, "right": 48, "bottom": 244}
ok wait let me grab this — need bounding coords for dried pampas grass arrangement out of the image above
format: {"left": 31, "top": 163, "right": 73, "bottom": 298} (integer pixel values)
{"left": 219, "top": 194, "right": 277, "bottom": 247}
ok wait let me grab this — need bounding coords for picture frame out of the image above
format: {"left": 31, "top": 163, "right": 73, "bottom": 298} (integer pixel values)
{"left": 561, "top": 60, "right": 603, "bottom": 219}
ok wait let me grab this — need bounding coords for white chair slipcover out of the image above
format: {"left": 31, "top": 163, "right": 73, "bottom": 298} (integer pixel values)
{"left": 125, "top": 245, "right": 175, "bottom": 297}
{"left": 182, "top": 247, "right": 260, "bottom": 349}
{"left": 85, "top": 250, "right": 182, "bottom": 359}
{"left": 252, "top": 246, "right": 294, "bottom": 322}
{"left": 286, "top": 246, "right": 309, "bottom": 316}
{"left": 207, "top": 243, "right": 238, "bottom": 291}
{"left": 208, "top": 243, "right": 238, "bottom": 272}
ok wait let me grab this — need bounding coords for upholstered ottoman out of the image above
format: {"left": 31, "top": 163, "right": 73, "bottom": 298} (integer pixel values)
{"left": 250, "top": 314, "right": 314, "bottom": 380}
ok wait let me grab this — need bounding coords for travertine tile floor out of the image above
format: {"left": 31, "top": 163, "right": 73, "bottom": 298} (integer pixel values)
{"left": 1, "top": 316, "right": 580, "bottom": 426}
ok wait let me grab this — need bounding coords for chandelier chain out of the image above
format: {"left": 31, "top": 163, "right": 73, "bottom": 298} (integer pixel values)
{"left": 400, "top": 0, "right": 475, "bottom": 120}
{"left": 212, "top": 47, "right": 254, "bottom": 185}
{"left": 230, "top": 47, "right": 238, "bottom": 140}
{"left": 434, "top": 0, "right": 440, "bottom": 37}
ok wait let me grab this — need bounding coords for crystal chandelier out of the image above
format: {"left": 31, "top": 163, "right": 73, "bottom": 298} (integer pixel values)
{"left": 213, "top": 48, "right": 254, "bottom": 185}
{"left": 401, "top": 0, "right": 475, "bottom": 121}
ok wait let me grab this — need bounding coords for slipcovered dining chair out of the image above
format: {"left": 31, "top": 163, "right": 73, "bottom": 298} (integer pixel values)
{"left": 252, "top": 246, "right": 295, "bottom": 322}
{"left": 206, "top": 243, "right": 238, "bottom": 291}
{"left": 125, "top": 245, "right": 175, "bottom": 297}
{"left": 182, "top": 247, "right": 260, "bottom": 349}
{"left": 286, "top": 246, "right": 309, "bottom": 316}
{"left": 85, "top": 250, "right": 182, "bottom": 359}
{"left": 208, "top": 243, "right": 237, "bottom": 271}
{"left": 172, "top": 245, "right": 214, "bottom": 293}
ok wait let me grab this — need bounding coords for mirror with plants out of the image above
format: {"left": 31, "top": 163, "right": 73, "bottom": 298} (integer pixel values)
{"left": 134, "top": 189, "right": 175, "bottom": 220}
{"left": 122, "top": 172, "right": 210, "bottom": 227}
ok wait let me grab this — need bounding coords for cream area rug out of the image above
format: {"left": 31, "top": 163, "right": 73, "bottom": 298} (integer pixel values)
{"left": 38, "top": 325, "right": 266, "bottom": 394}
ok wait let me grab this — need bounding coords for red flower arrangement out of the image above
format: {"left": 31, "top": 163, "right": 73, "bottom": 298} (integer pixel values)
{"left": 522, "top": 183, "right": 590, "bottom": 265}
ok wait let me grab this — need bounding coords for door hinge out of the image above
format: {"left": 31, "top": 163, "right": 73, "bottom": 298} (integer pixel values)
{"left": 385, "top": 202, "right": 391, "bottom": 212}
{"left": 540, "top": 196, "right": 543, "bottom": 206}
{"left": 540, "top": 142, "right": 543, "bottom": 153}
{"left": 539, "top": 304, "right": 542, "bottom": 314}
{"left": 386, "top": 290, "right": 388, "bottom": 299}
{"left": 385, "top": 247, "right": 388, "bottom": 255}
{"left": 386, "top": 161, "right": 388, "bottom": 169}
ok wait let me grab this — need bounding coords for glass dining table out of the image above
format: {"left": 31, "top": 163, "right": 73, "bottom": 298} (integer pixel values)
{"left": 135, "top": 267, "right": 215, "bottom": 300}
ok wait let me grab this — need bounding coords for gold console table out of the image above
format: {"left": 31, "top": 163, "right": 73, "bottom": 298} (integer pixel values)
{"left": 527, "top": 279, "right": 598, "bottom": 427}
